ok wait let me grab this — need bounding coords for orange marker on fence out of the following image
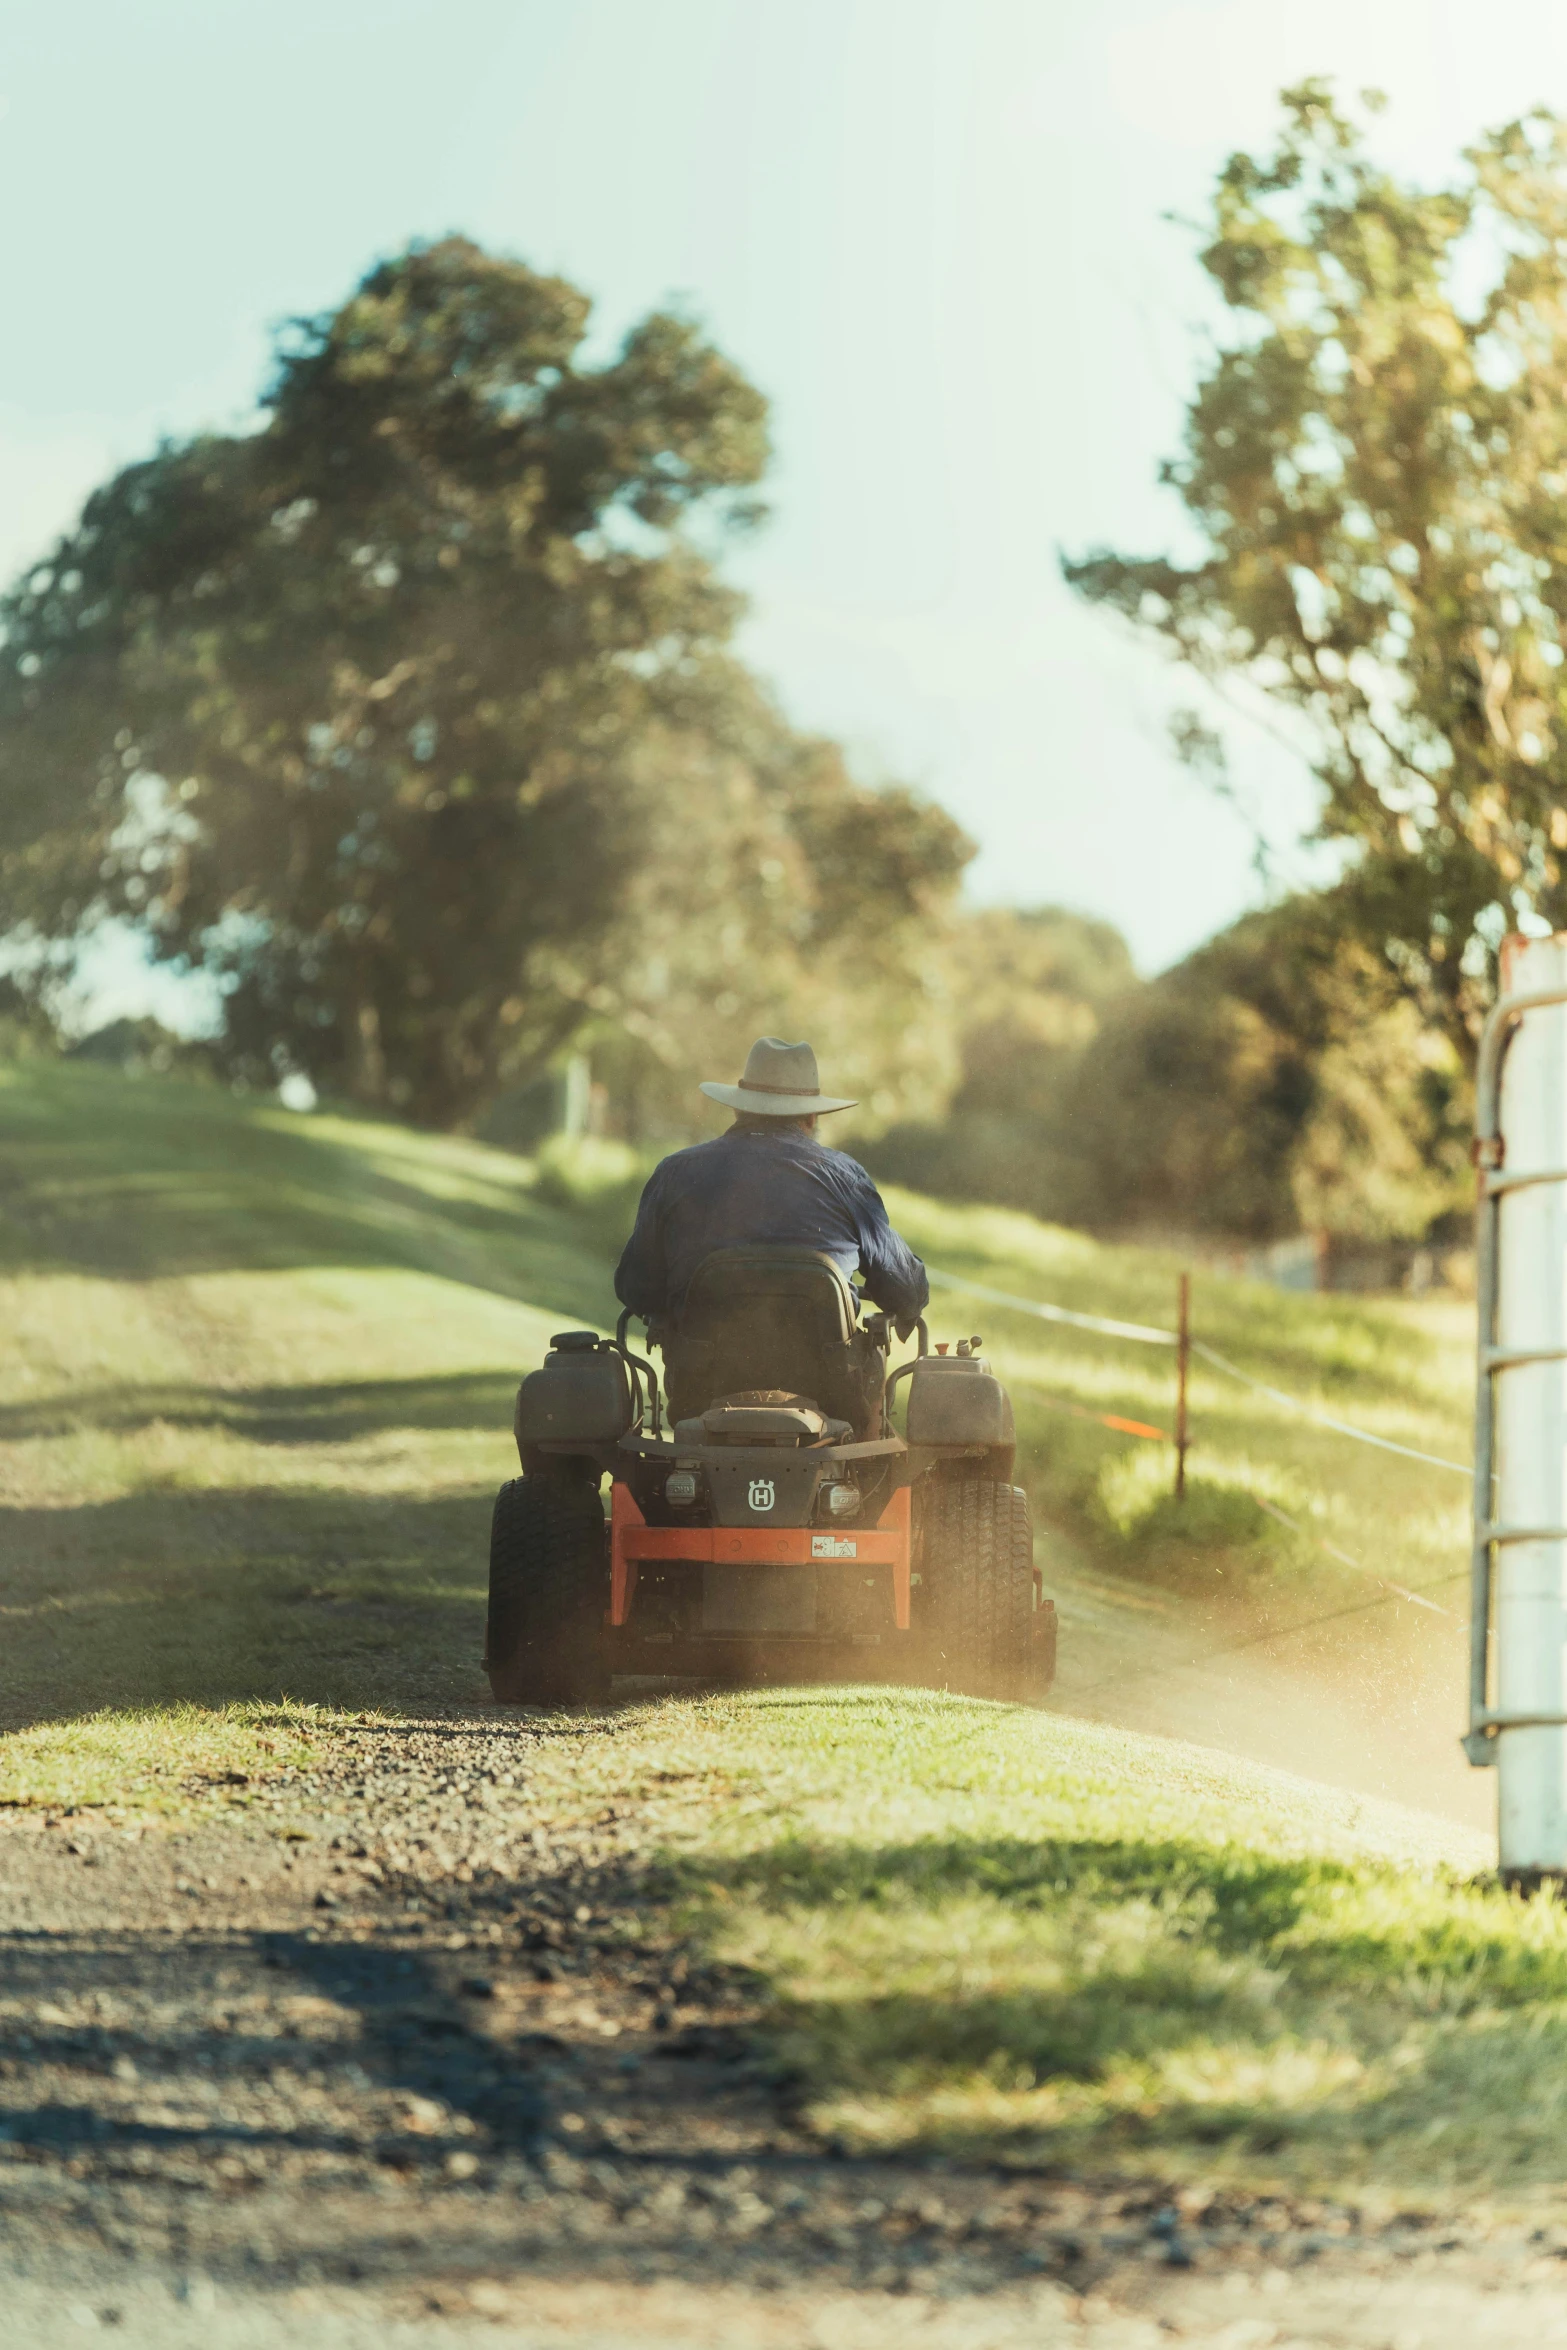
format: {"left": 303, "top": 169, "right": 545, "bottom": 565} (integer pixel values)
{"left": 1101, "top": 1411, "right": 1170, "bottom": 1442}
{"left": 1032, "top": 1395, "right": 1169, "bottom": 1442}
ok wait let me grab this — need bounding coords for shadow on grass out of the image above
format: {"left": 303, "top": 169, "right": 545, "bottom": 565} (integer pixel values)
{"left": 689, "top": 1826, "right": 1554, "bottom": 1999}
{"left": 669, "top": 1823, "right": 1567, "bottom": 2181}
{"left": 0, "top": 1369, "right": 520, "bottom": 1447}
{"left": 0, "top": 1487, "right": 500, "bottom": 1731}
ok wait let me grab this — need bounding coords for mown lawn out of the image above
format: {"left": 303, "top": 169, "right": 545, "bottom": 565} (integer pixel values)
{"left": 582, "top": 1685, "right": 1567, "bottom": 2201}
{"left": 6, "top": 1056, "right": 1546, "bottom": 2204}
{"left": 0, "top": 1058, "right": 611, "bottom": 1802}
{"left": 0, "top": 1055, "right": 1474, "bottom": 1795}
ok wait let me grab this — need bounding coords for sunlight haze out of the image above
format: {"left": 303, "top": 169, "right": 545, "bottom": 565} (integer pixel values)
{"left": 6, "top": 0, "right": 1567, "bottom": 984}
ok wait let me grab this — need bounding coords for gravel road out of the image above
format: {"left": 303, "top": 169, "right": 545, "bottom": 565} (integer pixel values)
{"left": 4, "top": 1702, "right": 1565, "bottom": 2349}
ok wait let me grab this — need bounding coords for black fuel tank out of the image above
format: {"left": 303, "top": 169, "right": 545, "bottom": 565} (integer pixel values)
{"left": 904, "top": 1353, "right": 1014, "bottom": 1449}
{"left": 515, "top": 1333, "right": 633, "bottom": 1450}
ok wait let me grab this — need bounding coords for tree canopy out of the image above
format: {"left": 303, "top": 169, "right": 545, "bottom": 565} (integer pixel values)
{"left": 864, "top": 891, "right": 1469, "bottom": 1251}
{"left": 864, "top": 905, "right": 1137, "bottom": 1210}
{"left": 1065, "top": 82, "right": 1567, "bottom": 1057}
{"left": 1050, "top": 889, "right": 1470, "bottom": 1245}
{"left": 0, "top": 238, "right": 968, "bottom": 1127}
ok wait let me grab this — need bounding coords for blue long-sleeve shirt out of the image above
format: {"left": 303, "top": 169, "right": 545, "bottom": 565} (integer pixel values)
{"left": 614, "top": 1128, "right": 930, "bottom": 1327}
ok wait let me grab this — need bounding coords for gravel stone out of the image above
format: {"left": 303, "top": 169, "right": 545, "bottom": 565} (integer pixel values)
{"left": 0, "top": 1703, "right": 1560, "bottom": 2347}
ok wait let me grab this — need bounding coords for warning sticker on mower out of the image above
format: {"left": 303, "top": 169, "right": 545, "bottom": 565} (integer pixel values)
{"left": 811, "top": 1535, "right": 859, "bottom": 1559}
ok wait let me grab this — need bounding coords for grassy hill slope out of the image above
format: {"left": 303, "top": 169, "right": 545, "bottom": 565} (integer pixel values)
{"left": 0, "top": 1058, "right": 621, "bottom": 1799}
{"left": 0, "top": 1053, "right": 1476, "bottom": 1804}
{"left": 8, "top": 1056, "right": 1556, "bottom": 2203}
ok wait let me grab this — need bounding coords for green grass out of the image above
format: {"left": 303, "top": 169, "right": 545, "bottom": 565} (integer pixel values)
{"left": 5, "top": 1055, "right": 1541, "bottom": 2204}
{"left": 520, "top": 1686, "right": 1563, "bottom": 2202}
{"left": 0, "top": 1056, "right": 1472, "bottom": 1790}
{"left": 0, "top": 1058, "right": 617, "bottom": 1804}
{"left": 887, "top": 1188, "right": 1473, "bottom": 1616}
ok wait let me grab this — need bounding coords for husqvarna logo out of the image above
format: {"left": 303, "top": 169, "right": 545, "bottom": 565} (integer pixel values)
{"left": 747, "top": 1478, "right": 776, "bottom": 1513}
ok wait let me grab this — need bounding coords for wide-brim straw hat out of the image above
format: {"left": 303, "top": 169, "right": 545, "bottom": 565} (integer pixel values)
{"left": 700, "top": 1036, "right": 857, "bottom": 1118}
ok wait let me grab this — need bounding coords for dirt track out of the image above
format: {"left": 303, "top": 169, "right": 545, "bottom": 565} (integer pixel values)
{"left": 2, "top": 1590, "right": 1557, "bottom": 2350}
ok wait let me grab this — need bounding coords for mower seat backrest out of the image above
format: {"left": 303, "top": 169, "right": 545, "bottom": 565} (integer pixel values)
{"left": 669, "top": 1247, "right": 861, "bottom": 1421}
{"left": 681, "top": 1245, "right": 856, "bottom": 1347}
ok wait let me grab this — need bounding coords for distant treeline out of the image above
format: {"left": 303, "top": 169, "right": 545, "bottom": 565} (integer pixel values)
{"left": 863, "top": 892, "right": 1471, "bottom": 1253}
{"left": 17, "top": 881, "right": 1473, "bottom": 1258}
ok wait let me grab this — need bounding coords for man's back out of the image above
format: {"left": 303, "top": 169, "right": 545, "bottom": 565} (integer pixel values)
{"left": 614, "top": 1125, "right": 928, "bottom": 1328}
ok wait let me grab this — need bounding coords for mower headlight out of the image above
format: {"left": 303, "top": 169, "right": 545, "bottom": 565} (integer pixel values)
{"left": 824, "top": 1482, "right": 860, "bottom": 1517}
{"left": 665, "top": 1471, "right": 698, "bottom": 1505}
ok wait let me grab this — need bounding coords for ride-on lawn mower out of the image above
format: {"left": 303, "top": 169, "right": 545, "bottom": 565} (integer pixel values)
{"left": 484, "top": 1247, "right": 1057, "bottom": 1705}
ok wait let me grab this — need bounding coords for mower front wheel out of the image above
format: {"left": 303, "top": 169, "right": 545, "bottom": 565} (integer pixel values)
{"left": 485, "top": 1471, "right": 609, "bottom": 1707}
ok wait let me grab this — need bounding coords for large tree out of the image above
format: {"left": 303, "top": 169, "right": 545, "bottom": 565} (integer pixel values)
{"left": 1050, "top": 888, "right": 1470, "bottom": 1244}
{"left": 1066, "top": 83, "right": 1567, "bottom": 1057}
{"left": 0, "top": 238, "right": 965, "bottom": 1127}
{"left": 520, "top": 658, "right": 971, "bottom": 1141}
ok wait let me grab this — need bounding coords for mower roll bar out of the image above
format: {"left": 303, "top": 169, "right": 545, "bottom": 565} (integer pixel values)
{"left": 881, "top": 1316, "right": 930, "bottom": 1431}
{"left": 613, "top": 1309, "right": 664, "bottom": 1440}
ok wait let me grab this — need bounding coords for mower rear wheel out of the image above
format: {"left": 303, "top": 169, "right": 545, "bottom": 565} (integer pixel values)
{"left": 915, "top": 1477, "right": 1038, "bottom": 1702}
{"left": 485, "top": 1471, "right": 609, "bottom": 1707}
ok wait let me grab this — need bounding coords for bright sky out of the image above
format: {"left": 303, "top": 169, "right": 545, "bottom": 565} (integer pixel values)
{"left": 7, "top": 0, "right": 1567, "bottom": 1000}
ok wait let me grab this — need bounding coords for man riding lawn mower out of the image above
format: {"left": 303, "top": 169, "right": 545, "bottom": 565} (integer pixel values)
{"left": 484, "top": 1039, "right": 1057, "bottom": 1706}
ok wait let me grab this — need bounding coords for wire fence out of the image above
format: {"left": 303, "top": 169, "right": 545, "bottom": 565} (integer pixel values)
{"left": 927, "top": 1259, "right": 1472, "bottom": 1641}
{"left": 927, "top": 1269, "right": 1177, "bottom": 1349}
{"left": 930, "top": 1263, "right": 1473, "bottom": 1477}
{"left": 1189, "top": 1339, "right": 1471, "bottom": 1477}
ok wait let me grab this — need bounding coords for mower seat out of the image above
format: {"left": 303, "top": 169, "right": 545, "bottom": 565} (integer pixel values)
{"left": 661, "top": 1246, "right": 882, "bottom": 1434}
{"left": 674, "top": 1390, "right": 853, "bottom": 1447}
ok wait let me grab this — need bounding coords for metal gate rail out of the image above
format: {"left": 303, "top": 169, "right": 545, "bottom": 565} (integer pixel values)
{"left": 1465, "top": 981, "right": 1567, "bottom": 1765}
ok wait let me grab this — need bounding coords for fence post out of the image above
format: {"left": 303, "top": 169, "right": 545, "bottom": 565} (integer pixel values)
{"left": 1175, "top": 1272, "right": 1191, "bottom": 1500}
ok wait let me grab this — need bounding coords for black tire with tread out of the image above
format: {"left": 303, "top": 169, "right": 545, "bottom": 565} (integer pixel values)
{"left": 485, "top": 1472, "right": 608, "bottom": 1707}
{"left": 914, "top": 1477, "right": 1039, "bottom": 1701}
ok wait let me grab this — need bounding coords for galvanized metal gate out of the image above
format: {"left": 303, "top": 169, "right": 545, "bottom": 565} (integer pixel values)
{"left": 1466, "top": 943, "right": 1567, "bottom": 1877}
